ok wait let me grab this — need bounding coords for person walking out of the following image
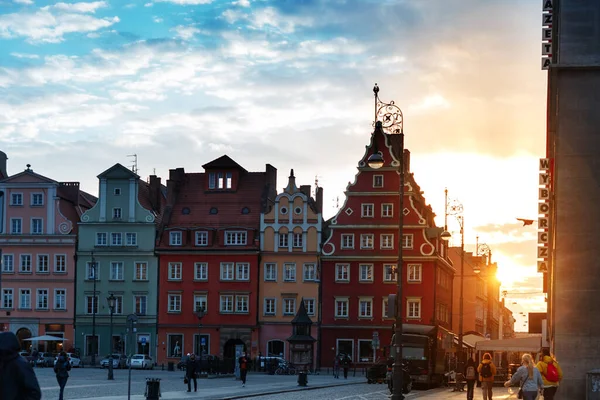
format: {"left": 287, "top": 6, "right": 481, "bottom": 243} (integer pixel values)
{"left": 464, "top": 355, "right": 478, "bottom": 400}
{"left": 342, "top": 354, "right": 351, "bottom": 379}
{"left": 333, "top": 355, "right": 340, "bottom": 378}
{"left": 504, "top": 354, "right": 543, "bottom": 400}
{"left": 54, "top": 351, "right": 71, "bottom": 400}
{"left": 0, "top": 331, "right": 41, "bottom": 400}
{"left": 185, "top": 354, "right": 198, "bottom": 392}
{"left": 536, "top": 348, "right": 563, "bottom": 400}
{"left": 239, "top": 352, "right": 249, "bottom": 387}
{"left": 477, "top": 353, "right": 497, "bottom": 400}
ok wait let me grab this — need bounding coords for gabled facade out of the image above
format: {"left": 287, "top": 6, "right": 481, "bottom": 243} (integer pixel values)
{"left": 320, "top": 123, "right": 454, "bottom": 367}
{"left": 258, "top": 170, "right": 323, "bottom": 364}
{"left": 0, "top": 161, "right": 95, "bottom": 352}
{"left": 76, "top": 164, "right": 163, "bottom": 363}
{"left": 155, "top": 155, "right": 276, "bottom": 366}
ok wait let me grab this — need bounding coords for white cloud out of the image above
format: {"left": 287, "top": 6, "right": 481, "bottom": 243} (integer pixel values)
{"left": 14, "top": 0, "right": 34, "bottom": 4}
{"left": 298, "top": 38, "right": 365, "bottom": 56}
{"left": 43, "top": 1, "right": 108, "bottom": 14}
{"left": 154, "top": 0, "right": 213, "bottom": 4}
{"left": 232, "top": 0, "right": 250, "bottom": 6}
{"left": 171, "top": 25, "right": 200, "bottom": 40}
{"left": 10, "top": 52, "right": 39, "bottom": 59}
{"left": 153, "top": 16, "right": 163, "bottom": 23}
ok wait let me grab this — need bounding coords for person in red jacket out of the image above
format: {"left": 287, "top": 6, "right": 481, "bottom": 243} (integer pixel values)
{"left": 477, "top": 353, "right": 497, "bottom": 400}
{"left": 238, "top": 352, "right": 249, "bottom": 387}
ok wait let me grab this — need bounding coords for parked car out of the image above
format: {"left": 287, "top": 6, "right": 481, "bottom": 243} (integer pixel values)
{"left": 100, "top": 354, "right": 127, "bottom": 369}
{"left": 55, "top": 352, "right": 81, "bottom": 368}
{"left": 36, "top": 352, "right": 57, "bottom": 367}
{"left": 127, "top": 354, "right": 153, "bottom": 369}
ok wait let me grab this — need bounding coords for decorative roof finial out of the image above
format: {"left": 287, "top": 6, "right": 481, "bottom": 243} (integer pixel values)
{"left": 373, "top": 84, "right": 404, "bottom": 135}
{"left": 26, "top": 164, "right": 31, "bottom": 171}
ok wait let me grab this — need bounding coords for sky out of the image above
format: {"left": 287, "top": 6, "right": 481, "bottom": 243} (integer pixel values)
{"left": 0, "top": 0, "right": 546, "bottom": 331}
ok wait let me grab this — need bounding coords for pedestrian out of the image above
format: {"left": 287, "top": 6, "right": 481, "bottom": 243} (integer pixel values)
{"left": 54, "top": 351, "right": 72, "bottom": 400}
{"left": 504, "top": 354, "right": 543, "bottom": 400}
{"left": 185, "top": 353, "right": 198, "bottom": 392}
{"left": 477, "top": 352, "right": 497, "bottom": 400}
{"left": 464, "top": 355, "right": 478, "bottom": 400}
{"left": 333, "top": 354, "right": 340, "bottom": 378}
{"left": 342, "top": 354, "right": 351, "bottom": 379}
{"left": 536, "top": 348, "right": 563, "bottom": 400}
{"left": 239, "top": 352, "right": 249, "bottom": 387}
{"left": 0, "top": 331, "right": 41, "bottom": 400}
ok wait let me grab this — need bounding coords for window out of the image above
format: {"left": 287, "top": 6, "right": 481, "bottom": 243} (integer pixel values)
{"left": 264, "top": 263, "right": 277, "bottom": 282}
{"left": 341, "top": 234, "right": 354, "bottom": 249}
{"left": 359, "top": 298, "right": 373, "bottom": 318}
{"left": 216, "top": 172, "right": 224, "bottom": 189}
{"left": 54, "top": 289, "right": 66, "bottom": 310}
{"left": 236, "top": 263, "right": 250, "bottom": 280}
{"left": 337, "top": 339, "right": 353, "bottom": 362}
{"left": 220, "top": 263, "right": 234, "bottom": 280}
{"left": 208, "top": 173, "right": 216, "bottom": 189}
{"left": 335, "top": 264, "right": 349, "bottom": 282}
{"left": 278, "top": 233, "right": 289, "bottom": 248}
{"left": 86, "top": 262, "right": 99, "bottom": 280}
{"left": 382, "top": 203, "right": 393, "bottom": 217}
{"left": 2, "top": 289, "right": 13, "bottom": 309}
{"left": 20, "top": 254, "right": 32, "bottom": 273}
{"left": 303, "top": 263, "right": 316, "bottom": 281}
{"left": 225, "top": 231, "right": 246, "bottom": 245}
{"left": 283, "top": 298, "right": 296, "bottom": 315}
{"left": 194, "top": 263, "right": 208, "bottom": 281}
{"left": 402, "top": 234, "right": 414, "bottom": 249}
{"left": 380, "top": 234, "right": 394, "bottom": 249}
{"left": 384, "top": 264, "right": 397, "bottom": 282}
{"left": 36, "top": 289, "right": 48, "bottom": 310}
{"left": 408, "top": 264, "right": 422, "bottom": 282}
{"left": 304, "top": 298, "right": 315, "bottom": 316}
{"left": 135, "top": 296, "right": 147, "bottom": 315}
{"left": 170, "top": 231, "right": 182, "bottom": 246}
{"left": 195, "top": 231, "right": 208, "bottom": 246}
{"left": 361, "top": 203, "right": 374, "bottom": 217}
{"left": 382, "top": 297, "right": 390, "bottom": 318}
{"left": 437, "top": 303, "right": 449, "bottom": 323}
{"left": 373, "top": 175, "right": 384, "bottom": 188}
{"left": 37, "top": 255, "right": 49, "bottom": 273}
{"left": 96, "top": 232, "right": 107, "bottom": 246}
{"left": 360, "top": 234, "right": 374, "bottom": 249}
{"left": 2, "top": 254, "right": 14, "bottom": 273}
{"left": 264, "top": 298, "right": 276, "bottom": 315}
{"left": 85, "top": 296, "right": 98, "bottom": 314}
{"left": 194, "top": 295, "right": 207, "bottom": 313}
{"left": 113, "top": 208, "right": 122, "bottom": 220}
{"left": 10, "top": 193, "right": 22, "bottom": 206}
{"left": 168, "top": 294, "right": 182, "bottom": 312}
{"left": 10, "top": 218, "right": 22, "bottom": 234}
{"left": 407, "top": 298, "right": 421, "bottom": 319}
{"left": 168, "top": 263, "right": 182, "bottom": 280}
{"left": 110, "top": 262, "right": 124, "bottom": 281}
{"left": 126, "top": 233, "right": 137, "bottom": 246}
{"left": 20, "top": 289, "right": 32, "bottom": 309}
{"left": 114, "top": 188, "right": 121, "bottom": 195}
{"left": 236, "top": 295, "right": 249, "bottom": 313}
{"left": 31, "top": 218, "right": 43, "bottom": 234}
{"left": 113, "top": 295, "right": 123, "bottom": 314}
{"left": 134, "top": 262, "right": 148, "bottom": 281}
{"left": 359, "top": 339, "right": 374, "bottom": 363}
{"left": 359, "top": 264, "right": 373, "bottom": 282}
{"left": 111, "top": 232, "right": 122, "bottom": 246}
{"left": 52, "top": 254, "right": 66, "bottom": 273}
{"left": 226, "top": 172, "right": 232, "bottom": 189}
{"left": 220, "top": 295, "right": 233, "bottom": 313}
{"left": 283, "top": 263, "right": 296, "bottom": 282}
{"left": 31, "top": 193, "right": 44, "bottom": 206}
{"left": 335, "top": 298, "right": 349, "bottom": 318}
{"left": 292, "top": 233, "right": 303, "bottom": 248}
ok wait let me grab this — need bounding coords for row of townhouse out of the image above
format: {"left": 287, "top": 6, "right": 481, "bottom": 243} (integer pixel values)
{"left": 0, "top": 118, "right": 481, "bottom": 369}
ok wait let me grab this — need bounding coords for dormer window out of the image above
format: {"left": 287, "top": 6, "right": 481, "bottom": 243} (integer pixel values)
{"left": 225, "top": 231, "right": 246, "bottom": 246}
{"left": 170, "top": 231, "right": 182, "bottom": 246}
{"left": 114, "top": 188, "right": 121, "bottom": 196}
{"left": 209, "top": 172, "right": 233, "bottom": 190}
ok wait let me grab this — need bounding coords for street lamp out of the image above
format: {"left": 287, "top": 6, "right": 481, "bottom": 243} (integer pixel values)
{"left": 196, "top": 307, "right": 206, "bottom": 356}
{"left": 90, "top": 252, "right": 98, "bottom": 367}
{"left": 367, "top": 83, "right": 405, "bottom": 400}
{"left": 107, "top": 293, "right": 116, "bottom": 380}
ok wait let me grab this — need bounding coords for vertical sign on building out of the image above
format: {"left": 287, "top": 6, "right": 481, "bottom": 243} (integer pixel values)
{"left": 541, "top": 0, "right": 553, "bottom": 70}
{"left": 538, "top": 158, "right": 552, "bottom": 273}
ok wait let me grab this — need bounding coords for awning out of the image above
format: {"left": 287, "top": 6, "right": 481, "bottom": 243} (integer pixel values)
{"left": 23, "top": 335, "right": 68, "bottom": 342}
{"left": 475, "top": 336, "right": 541, "bottom": 352}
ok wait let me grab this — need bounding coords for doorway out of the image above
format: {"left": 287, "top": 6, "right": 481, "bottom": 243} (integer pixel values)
{"left": 16, "top": 328, "right": 32, "bottom": 351}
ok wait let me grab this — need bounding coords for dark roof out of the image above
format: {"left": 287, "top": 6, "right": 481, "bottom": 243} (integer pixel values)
{"left": 202, "top": 155, "right": 247, "bottom": 173}
{"left": 97, "top": 163, "right": 139, "bottom": 179}
{"left": 291, "top": 300, "right": 313, "bottom": 325}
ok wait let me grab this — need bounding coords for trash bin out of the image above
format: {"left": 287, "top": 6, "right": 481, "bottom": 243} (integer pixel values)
{"left": 587, "top": 369, "right": 600, "bottom": 399}
{"left": 167, "top": 362, "right": 174, "bottom": 371}
{"left": 145, "top": 378, "right": 161, "bottom": 400}
{"left": 298, "top": 371, "right": 308, "bottom": 387}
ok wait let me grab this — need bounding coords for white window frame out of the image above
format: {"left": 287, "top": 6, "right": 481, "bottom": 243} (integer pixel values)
{"left": 335, "top": 264, "right": 350, "bottom": 282}
{"left": 31, "top": 218, "right": 43, "bottom": 234}
{"left": 292, "top": 232, "right": 303, "bottom": 248}
{"left": 264, "top": 263, "right": 277, "bottom": 282}
{"left": 111, "top": 232, "right": 123, "bottom": 246}
{"left": 54, "top": 289, "right": 66, "bottom": 310}
{"left": 36, "top": 254, "right": 49, "bottom": 273}
{"left": 303, "top": 263, "right": 316, "bottom": 281}
{"left": 236, "top": 263, "right": 250, "bottom": 281}
{"left": 194, "top": 263, "right": 208, "bottom": 281}
{"left": 226, "top": 172, "right": 232, "bottom": 189}
{"left": 283, "top": 263, "right": 296, "bottom": 282}
{"left": 361, "top": 203, "right": 374, "bottom": 218}
{"left": 195, "top": 231, "right": 208, "bottom": 246}
{"left": 112, "top": 207, "right": 122, "bottom": 220}
{"left": 31, "top": 192, "right": 44, "bottom": 206}
{"left": 96, "top": 232, "right": 108, "bottom": 246}
{"left": 303, "top": 298, "right": 315, "bottom": 316}
{"left": 264, "top": 298, "right": 276, "bottom": 315}
{"left": 169, "top": 231, "right": 182, "bottom": 246}
{"left": 382, "top": 203, "right": 393, "bottom": 218}
{"left": 10, "top": 218, "right": 22, "bottom": 234}
{"left": 373, "top": 174, "right": 384, "bottom": 188}
{"left": 10, "top": 192, "right": 23, "bottom": 206}
{"left": 335, "top": 297, "right": 349, "bottom": 318}
{"left": 407, "top": 297, "right": 422, "bottom": 319}
{"left": 110, "top": 261, "right": 124, "bottom": 281}
{"left": 341, "top": 234, "right": 354, "bottom": 249}
{"left": 382, "top": 297, "right": 390, "bottom": 319}
{"left": 2, "top": 289, "right": 14, "bottom": 309}
{"left": 2, "top": 254, "right": 14, "bottom": 273}
{"left": 86, "top": 261, "right": 99, "bottom": 280}
{"left": 402, "top": 234, "right": 414, "bottom": 249}
{"left": 359, "top": 264, "right": 373, "bottom": 282}
{"left": 220, "top": 263, "right": 234, "bottom": 281}
{"left": 225, "top": 231, "right": 247, "bottom": 245}
{"left": 383, "top": 264, "right": 397, "bottom": 282}
{"left": 360, "top": 234, "right": 374, "bottom": 249}
{"left": 168, "top": 262, "right": 182, "bottom": 281}
{"left": 19, "top": 289, "right": 31, "bottom": 309}
{"left": 134, "top": 262, "right": 148, "bottom": 281}
{"left": 358, "top": 297, "right": 373, "bottom": 318}
{"left": 134, "top": 295, "right": 147, "bottom": 315}
{"left": 20, "top": 254, "right": 32, "bottom": 273}
{"left": 283, "top": 298, "right": 296, "bottom": 316}
{"left": 278, "top": 233, "right": 289, "bottom": 248}
{"left": 220, "top": 295, "right": 234, "bottom": 313}
{"left": 380, "top": 234, "right": 394, "bottom": 249}
{"left": 113, "top": 295, "right": 123, "bottom": 315}
{"left": 126, "top": 233, "right": 137, "bottom": 246}
{"left": 168, "top": 294, "right": 182, "bottom": 313}
{"left": 194, "top": 294, "right": 207, "bottom": 313}
{"left": 36, "top": 288, "right": 49, "bottom": 310}
{"left": 407, "top": 264, "right": 422, "bottom": 283}
{"left": 235, "top": 295, "right": 249, "bottom": 313}
{"left": 53, "top": 254, "right": 66, "bottom": 273}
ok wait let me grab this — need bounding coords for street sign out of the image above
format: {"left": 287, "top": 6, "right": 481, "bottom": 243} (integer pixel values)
{"left": 201, "top": 337, "right": 206, "bottom": 345}
{"left": 372, "top": 331, "right": 380, "bottom": 349}
{"left": 141, "top": 337, "right": 146, "bottom": 344}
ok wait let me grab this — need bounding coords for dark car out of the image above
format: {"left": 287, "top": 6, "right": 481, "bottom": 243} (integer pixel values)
{"left": 36, "top": 352, "right": 57, "bottom": 367}
{"left": 100, "top": 354, "right": 128, "bottom": 369}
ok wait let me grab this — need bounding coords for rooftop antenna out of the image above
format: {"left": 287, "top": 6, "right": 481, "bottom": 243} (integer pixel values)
{"left": 313, "top": 174, "right": 321, "bottom": 198}
{"left": 127, "top": 154, "right": 138, "bottom": 175}
{"left": 334, "top": 196, "right": 340, "bottom": 209}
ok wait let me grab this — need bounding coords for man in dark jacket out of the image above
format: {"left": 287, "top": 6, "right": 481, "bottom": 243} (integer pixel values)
{"left": 185, "top": 354, "right": 198, "bottom": 392}
{"left": 0, "top": 331, "right": 41, "bottom": 400}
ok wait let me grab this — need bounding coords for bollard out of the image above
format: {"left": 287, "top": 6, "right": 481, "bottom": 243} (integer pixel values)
{"left": 145, "top": 378, "right": 160, "bottom": 400}
{"left": 298, "top": 371, "right": 308, "bottom": 387}
{"left": 168, "top": 362, "right": 174, "bottom": 372}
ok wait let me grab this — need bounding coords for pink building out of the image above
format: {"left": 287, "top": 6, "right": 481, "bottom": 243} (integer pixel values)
{"left": 0, "top": 157, "right": 95, "bottom": 352}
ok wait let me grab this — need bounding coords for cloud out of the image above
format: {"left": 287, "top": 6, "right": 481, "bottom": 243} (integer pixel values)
{"left": 10, "top": 52, "right": 39, "bottom": 59}
{"left": 154, "top": 0, "right": 213, "bottom": 4}
{"left": 153, "top": 16, "right": 163, "bottom": 23}
{"left": 232, "top": 0, "right": 250, "bottom": 7}
{"left": 42, "top": 1, "right": 108, "bottom": 14}
{"left": 14, "top": 0, "right": 34, "bottom": 4}
{"left": 171, "top": 25, "right": 200, "bottom": 40}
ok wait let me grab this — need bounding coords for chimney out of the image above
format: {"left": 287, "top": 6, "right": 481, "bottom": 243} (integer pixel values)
{"left": 265, "top": 164, "right": 277, "bottom": 200}
{"left": 167, "top": 168, "right": 185, "bottom": 206}
{"left": 316, "top": 187, "right": 324, "bottom": 213}
{"left": 149, "top": 175, "right": 162, "bottom": 212}
{"left": 300, "top": 185, "right": 311, "bottom": 197}
{"left": 403, "top": 149, "right": 410, "bottom": 172}
{"left": 0, "top": 151, "right": 7, "bottom": 179}
{"left": 58, "top": 182, "right": 81, "bottom": 205}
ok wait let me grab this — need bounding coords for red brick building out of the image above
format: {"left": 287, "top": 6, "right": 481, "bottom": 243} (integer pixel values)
{"left": 320, "top": 123, "right": 454, "bottom": 368}
{"left": 155, "top": 155, "right": 276, "bottom": 365}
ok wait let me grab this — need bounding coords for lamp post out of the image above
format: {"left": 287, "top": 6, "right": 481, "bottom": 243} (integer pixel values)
{"left": 367, "top": 84, "right": 404, "bottom": 400}
{"left": 91, "top": 252, "right": 97, "bottom": 367}
{"left": 126, "top": 313, "right": 138, "bottom": 400}
{"left": 196, "top": 307, "right": 206, "bottom": 356}
{"left": 107, "top": 293, "right": 116, "bottom": 380}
